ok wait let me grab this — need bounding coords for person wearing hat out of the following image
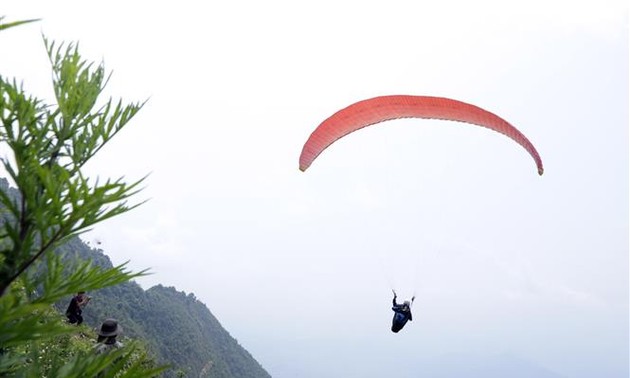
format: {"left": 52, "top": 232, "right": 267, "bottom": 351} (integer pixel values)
{"left": 94, "top": 318, "right": 124, "bottom": 354}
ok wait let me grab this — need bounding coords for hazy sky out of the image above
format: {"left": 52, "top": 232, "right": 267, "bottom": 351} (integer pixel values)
{"left": 2, "top": 1, "right": 628, "bottom": 377}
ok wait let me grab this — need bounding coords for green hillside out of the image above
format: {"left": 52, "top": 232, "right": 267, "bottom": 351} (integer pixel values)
{"left": 57, "top": 239, "right": 270, "bottom": 378}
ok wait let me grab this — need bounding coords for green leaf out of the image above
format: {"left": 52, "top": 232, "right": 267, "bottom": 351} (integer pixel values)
{"left": 0, "top": 17, "right": 40, "bottom": 31}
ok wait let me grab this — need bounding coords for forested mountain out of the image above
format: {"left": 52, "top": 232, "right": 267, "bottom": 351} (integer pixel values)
{"left": 1, "top": 178, "right": 270, "bottom": 378}
{"left": 61, "top": 240, "right": 270, "bottom": 378}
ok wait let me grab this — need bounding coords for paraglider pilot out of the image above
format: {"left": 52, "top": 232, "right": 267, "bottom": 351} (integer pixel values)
{"left": 391, "top": 290, "right": 414, "bottom": 333}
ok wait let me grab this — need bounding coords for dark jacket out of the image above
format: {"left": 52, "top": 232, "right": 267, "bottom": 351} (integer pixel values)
{"left": 66, "top": 295, "right": 83, "bottom": 316}
{"left": 392, "top": 297, "right": 412, "bottom": 320}
{"left": 391, "top": 296, "right": 412, "bottom": 333}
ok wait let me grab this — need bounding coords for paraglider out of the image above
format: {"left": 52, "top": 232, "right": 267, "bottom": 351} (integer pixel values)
{"left": 391, "top": 290, "right": 414, "bottom": 333}
{"left": 298, "top": 95, "right": 543, "bottom": 334}
{"left": 299, "top": 95, "right": 543, "bottom": 175}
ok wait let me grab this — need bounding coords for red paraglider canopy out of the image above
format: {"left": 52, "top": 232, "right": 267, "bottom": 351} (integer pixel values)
{"left": 299, "top": 95, "right": 543, "bottom": 175}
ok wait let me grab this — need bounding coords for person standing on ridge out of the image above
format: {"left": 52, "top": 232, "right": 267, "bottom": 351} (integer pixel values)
{"left": 65, "top": 291, "right": 91, "bottom": 325}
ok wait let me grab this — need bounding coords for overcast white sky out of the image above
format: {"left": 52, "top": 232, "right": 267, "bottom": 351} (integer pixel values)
{"left": 2, "top": 1, "right": 628, "bottom": 377}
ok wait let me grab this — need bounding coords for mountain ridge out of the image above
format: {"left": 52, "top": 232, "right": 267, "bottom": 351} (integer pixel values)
{"left": 56, "top": 233, "right": 271, "bottom": 378}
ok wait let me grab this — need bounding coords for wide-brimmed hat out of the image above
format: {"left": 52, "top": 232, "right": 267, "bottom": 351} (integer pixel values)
{"left": 98, "top": 319, "right": 121, "bottom": 337}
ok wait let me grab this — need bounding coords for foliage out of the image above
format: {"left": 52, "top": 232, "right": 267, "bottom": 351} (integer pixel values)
{"left": 7, "top": 290, "right": 162, "bottom": 378}
{"left": 0, "top": 17, "right": 40, "bottom": 31}
{"left": 0, "top": 35, "right": 147, "bottom": 294}
{"left": 0, "top": 18, "right": 164, "bottom": 377}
